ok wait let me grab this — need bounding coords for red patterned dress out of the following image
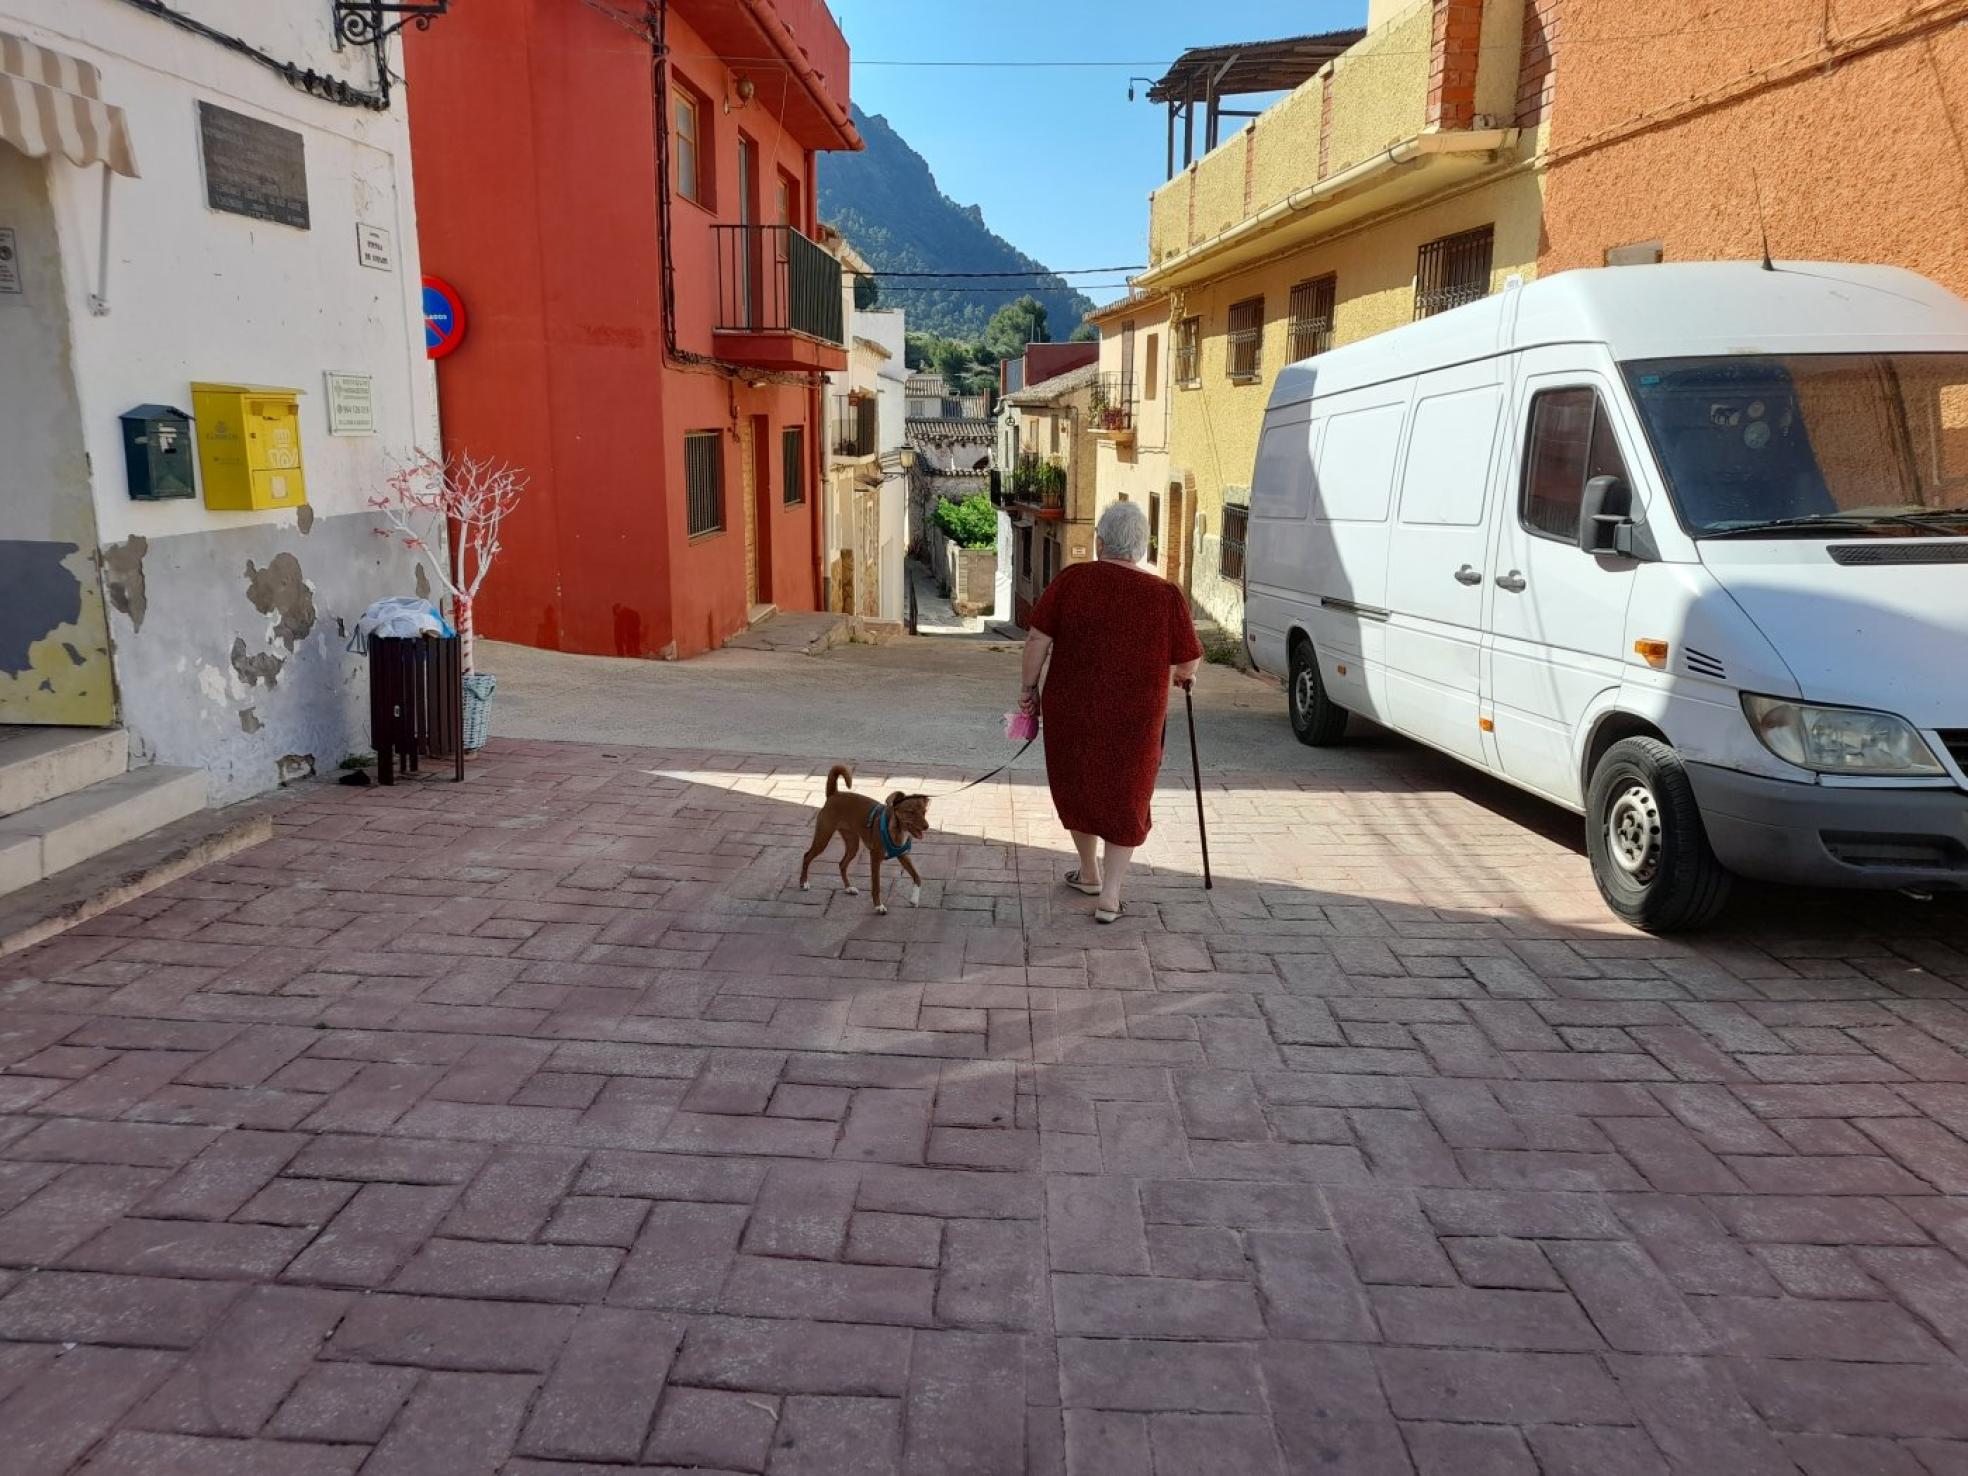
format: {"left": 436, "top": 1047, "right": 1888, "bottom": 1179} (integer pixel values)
{"left": 1029, "top": 560, "right": 1203, "bottom": 847}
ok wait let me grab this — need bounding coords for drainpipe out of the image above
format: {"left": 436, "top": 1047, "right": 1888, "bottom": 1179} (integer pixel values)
{"left": 812, "top": 376, "right": 827, "bottom": 609}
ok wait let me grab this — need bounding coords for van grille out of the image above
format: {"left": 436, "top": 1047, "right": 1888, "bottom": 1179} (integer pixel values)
{"left": 1937, "top": 730, "right": 1968, "bottom": 770}
{"left": 1828, "top": 542, "right": 1968, "bottom": 566}
{"left": 1683, "top": 647, "right": 1726, "bottom": 680}
{"left": 1820, "top": 831, "right": 1968, "bottom": 872}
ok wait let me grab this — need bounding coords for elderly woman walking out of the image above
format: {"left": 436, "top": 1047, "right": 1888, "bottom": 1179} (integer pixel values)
{"left": 1018, "top": 501, "right": 1203, "bottom": 922}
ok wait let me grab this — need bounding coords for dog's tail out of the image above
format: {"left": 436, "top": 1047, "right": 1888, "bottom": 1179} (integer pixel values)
{"left": 826, "top": 764, "right": 853, "bottom": 798}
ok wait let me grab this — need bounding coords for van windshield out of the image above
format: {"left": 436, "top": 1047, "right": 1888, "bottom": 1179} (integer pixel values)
{"left": 1623, "top": 354, "right": 1968, "bottom": 537}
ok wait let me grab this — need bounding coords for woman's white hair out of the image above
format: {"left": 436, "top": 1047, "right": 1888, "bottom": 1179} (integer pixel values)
{"left": 1095, "top": 499, "right": 1151, "bottom": 563}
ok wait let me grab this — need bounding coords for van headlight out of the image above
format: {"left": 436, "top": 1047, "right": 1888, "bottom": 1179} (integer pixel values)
{"left": 1741, "top": 695, "right": 1945, "bottom": 776}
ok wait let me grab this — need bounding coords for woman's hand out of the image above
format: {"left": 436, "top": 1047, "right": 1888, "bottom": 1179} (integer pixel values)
{"left": 1018, "top": 683, "right": 1041, "bottom": 717}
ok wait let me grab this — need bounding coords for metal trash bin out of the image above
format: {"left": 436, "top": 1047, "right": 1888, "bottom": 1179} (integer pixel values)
{"left": 367, "top": 634, "right": 464, "bottom": 785}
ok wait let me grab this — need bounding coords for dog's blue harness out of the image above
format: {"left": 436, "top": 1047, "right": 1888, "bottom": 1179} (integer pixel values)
{"left": 869, "top": 803, "right": 912, "bottom": 859}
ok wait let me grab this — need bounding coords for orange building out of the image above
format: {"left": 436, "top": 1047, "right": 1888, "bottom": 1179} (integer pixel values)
{"left": 1540, "top": 0, "right": 1968, "bottom": 294}
{"left": 407, "top": 0, "right": 860, "bottom": 659}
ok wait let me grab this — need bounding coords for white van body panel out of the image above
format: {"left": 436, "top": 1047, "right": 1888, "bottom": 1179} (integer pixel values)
{"left": 1245, "top": 261, "right": 1968, "bottom": 892}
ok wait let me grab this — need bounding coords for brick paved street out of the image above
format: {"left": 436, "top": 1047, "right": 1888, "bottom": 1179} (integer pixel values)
{"left": 4, "top": 734, "right": 1968, "bottom": 1473}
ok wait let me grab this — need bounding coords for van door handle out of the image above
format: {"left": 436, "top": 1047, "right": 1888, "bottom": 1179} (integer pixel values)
{"left": 1452, "top": 565, "right": 1482, "bottom": 585}
{"left": 1494, "top": 569, "right": 1527, "bottom": 593}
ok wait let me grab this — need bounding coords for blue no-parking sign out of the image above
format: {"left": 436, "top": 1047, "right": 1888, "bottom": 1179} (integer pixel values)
{"left": 423, "top": 275, "right": 466, "bottom": 360}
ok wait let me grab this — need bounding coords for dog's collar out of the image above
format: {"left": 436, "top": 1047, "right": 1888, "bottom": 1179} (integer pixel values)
{"left": 869, "top": 803, "right": 913, "bottom": 858}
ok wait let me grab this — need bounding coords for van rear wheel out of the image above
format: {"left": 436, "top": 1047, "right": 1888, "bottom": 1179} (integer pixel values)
{"left": 1586, "top": 737, "right": 1732, "bottom": 932}
{"left": 1288, "top": 640, "right": 1348, "bottom": 746}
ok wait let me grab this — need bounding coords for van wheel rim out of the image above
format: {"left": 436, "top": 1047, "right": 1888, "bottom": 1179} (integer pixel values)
{"left": 1293, "top": 668, "right": 1316, "bottom": 720}
{"left": 1607, "top": 782, "right": 1662, "bottom": 883}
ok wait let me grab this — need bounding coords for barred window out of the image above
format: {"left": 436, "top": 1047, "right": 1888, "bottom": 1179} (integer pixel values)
{"left": 1174, "top": 316, "right": 1201, "bottom": 387}
{"left": 1226, "top": 297, "right": 1263, "bottom": 381}
{"left": 685, "top": 431, "right": 724, "bottom": 536}
{"left": 782, "top": 426, "right": 805, "bottom": 506}
{"left": 1288, "top": 275, "right": 1336, "bottom": 362}
{"left": 1414, "top": 225, "right": 1494, "bottom": 320}
{"left": 1219, "top": 502, "right": 1249, "bottom": 582}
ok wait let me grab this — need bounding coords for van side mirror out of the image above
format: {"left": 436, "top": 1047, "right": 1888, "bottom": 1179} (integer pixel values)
{"left": 1578, "top": 474, "right": 1634, "bottom": 555}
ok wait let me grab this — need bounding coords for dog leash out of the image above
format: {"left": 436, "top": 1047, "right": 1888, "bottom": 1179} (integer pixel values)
{"left": 940, "top": 732, "right": 1039, "bottom": 796}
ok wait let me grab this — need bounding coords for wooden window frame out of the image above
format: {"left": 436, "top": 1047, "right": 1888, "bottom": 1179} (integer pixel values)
{"left": 1174, "top": 315, "right": 1201, "bottom": 388}
{"left": 672, "top": 75, "right": 712, "bottom": 210}
{"left": 782, "top": 425, "right": 805, "bottom": 507}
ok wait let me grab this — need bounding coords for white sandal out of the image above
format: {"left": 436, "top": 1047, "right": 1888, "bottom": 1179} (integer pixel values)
{"left": 1064, "top": 869, "right": 1102, "bottom": 896}
{"left": 1094, "top": 903, "right": 1127, "bottom": 924}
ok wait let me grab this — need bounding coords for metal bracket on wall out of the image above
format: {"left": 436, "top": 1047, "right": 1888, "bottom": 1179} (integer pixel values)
{"left": 331, "top": 0, "right": 451, "bottom": 47}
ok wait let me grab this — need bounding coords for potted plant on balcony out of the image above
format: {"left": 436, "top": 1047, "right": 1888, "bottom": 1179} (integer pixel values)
{"left": 371, "top": 450, "right": 527, "bottom": 755}
{"left": 1036, "top": 459, "right": 1067, "bottom": 509}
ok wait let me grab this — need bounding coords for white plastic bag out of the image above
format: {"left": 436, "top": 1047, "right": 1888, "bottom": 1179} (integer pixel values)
{"left": 349, "top": 596, "right": 454, "bottom": 653}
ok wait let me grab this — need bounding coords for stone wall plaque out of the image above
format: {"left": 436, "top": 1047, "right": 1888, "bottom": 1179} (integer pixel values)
{"left": 199, "top": 102, "right": 310, "bottom": 230}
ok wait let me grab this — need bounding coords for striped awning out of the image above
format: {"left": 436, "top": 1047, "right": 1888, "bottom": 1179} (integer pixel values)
{"left": 0, "top": 31, "right": 138, "bottom": 177}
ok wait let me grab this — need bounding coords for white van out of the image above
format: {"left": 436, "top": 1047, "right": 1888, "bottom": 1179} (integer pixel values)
{"left": 1243, "top": 262, "right": 1968, "bottom": 931}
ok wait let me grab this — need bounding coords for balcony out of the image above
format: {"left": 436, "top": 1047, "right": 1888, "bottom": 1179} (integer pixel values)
{"left": 832, "top": 393, "right": 878, "bottom": 458}
{"left": 1089, "top": 372, "right": 1136, "bottom": 443}
{"left": 712, "top": 225, "right": 846, "bottom": 372}
{"left": 1008, "top": 452, "right": 1066, "bottom": 519}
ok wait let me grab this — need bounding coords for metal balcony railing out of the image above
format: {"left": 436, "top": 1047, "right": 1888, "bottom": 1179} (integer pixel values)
{"left": 1089, "top": 371, "right": 1136, "bottom": 433}
{"left": 1010, "top": 451, "right": 1066, "bottom": 511}
{"left": 712, "top": 224, "right": 844, "bottom": 345}
{"left": 833, "top": 394, "right": 878, "bottom": 458}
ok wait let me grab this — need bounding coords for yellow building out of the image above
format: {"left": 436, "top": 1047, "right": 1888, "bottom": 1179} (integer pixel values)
{"left": 1083, "top": 292, "right": 1179, "bottom": 584}
{"left": 1139, "top": 0, "right": 1558, "bottom": 635}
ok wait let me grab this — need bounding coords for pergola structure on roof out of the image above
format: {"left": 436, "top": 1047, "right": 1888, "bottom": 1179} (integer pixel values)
{"left": 1146, "top": 29, "right": 1364, "bottom": 178}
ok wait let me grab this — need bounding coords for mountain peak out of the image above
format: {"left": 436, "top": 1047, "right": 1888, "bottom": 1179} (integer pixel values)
{"left": 819, "top": 104, "right": 1096, "bottom": 341}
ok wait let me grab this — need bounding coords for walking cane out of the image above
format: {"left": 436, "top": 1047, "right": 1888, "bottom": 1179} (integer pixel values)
{"left": 1181, "top": 678, "right": 1212, "bottom": 890}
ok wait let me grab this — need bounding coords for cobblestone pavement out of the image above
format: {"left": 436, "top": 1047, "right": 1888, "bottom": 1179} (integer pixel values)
{"left": 3, "top": 736, "right": 1968, "bottom": 1474}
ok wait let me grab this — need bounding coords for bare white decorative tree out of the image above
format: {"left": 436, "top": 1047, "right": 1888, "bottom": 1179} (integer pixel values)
{"left": 370, "top": 450, "right": 526, "bottom": 674}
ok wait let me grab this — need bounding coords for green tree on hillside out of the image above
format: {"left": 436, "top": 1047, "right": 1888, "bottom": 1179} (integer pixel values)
{"left": 984, "top": 296, "right": 1050, "bottom": 363}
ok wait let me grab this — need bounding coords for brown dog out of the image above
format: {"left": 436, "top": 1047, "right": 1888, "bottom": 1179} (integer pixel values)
{"left": 799, "top": 765, "right": 929, "bottom": 914}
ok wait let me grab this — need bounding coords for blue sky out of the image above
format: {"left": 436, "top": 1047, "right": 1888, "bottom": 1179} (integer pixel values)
{"left": 829, "top": 0, "right": 1366, "bottom": 305}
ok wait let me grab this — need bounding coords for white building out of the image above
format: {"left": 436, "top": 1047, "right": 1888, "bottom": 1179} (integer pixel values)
{"left": 824, "top": 238, "right": 908, "bottom": 626}
{"left": 0, "top": 0, "right": 435, "bottom": 861}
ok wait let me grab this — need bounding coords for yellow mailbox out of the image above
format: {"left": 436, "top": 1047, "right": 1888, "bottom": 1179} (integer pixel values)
{"left": 190, "top": 382, "right": 308, "bottom": 511}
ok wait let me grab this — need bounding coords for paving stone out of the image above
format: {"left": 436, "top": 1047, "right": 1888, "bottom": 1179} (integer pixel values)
{"left": 644, "top": 1385, "right": 779, "bottom": 1471}
{"left": 672, "top": 1316, "right": 912, "bottom": 1396}
{"left": 936, "top": 1218, "right": 1041, "bottom": 1330}
{"left": 1045, "top": 1177, "right": 1149, "bottom": 1275}
{"left": 76, "top": 1431, "right": 363, "bottom": 1475}
{"left": 0, "top": 1270, "right": 238, "bottom": 1348}
{"left": 722, "top": 1254, "right": 935, "bottom": 1326}
{"left": 0, "top": 1346, "right": 178, "bottom": 1476}
{"left": 903, "top": 1330, "right": 1024, "bottom": 1476}
{"left": 608, "top": 1200, "right": 750, "bottom": 1311}
{"left": 1526, "top": 1424, "right": 1669, "bottom": 1476}
{"left": 1052, "top": 1272, "right": 1263, "bottom": 1339}
{"left": 362, "top": 1369, "right": 536, "bottom": 1476}
{"left": 325, "top": 1292, "right": 576, "bottom": 1371}
{"left": 1376, "top": 1348, "right": 1630, "bottom": 1425}
{"left": 392, "top": 1237, "right": 623, "bottom": 1302}
{"left": 1058, "top": 1338, "right": 1266, "bottom": 1413}
{"left": 0, "top": 1164, "right": 171, "bottom": 1266}
{"left": 265, "top": 1361, "right": 420, "bottom": 1443}
{"left": 519, "top": 1306, "right": 683, "bottom": 1461}
{"left": 283, "top": 1182, "right": 456, "bottom": 1288}
{"left": 1403, "top": 1421, "right": 1536, "bottom": 1475}
{"left": 129, "top": 1285, "right": 345, "bottom": 1435}
{"left": 845, "top": 1211, "right": 942, "bottom": 1268}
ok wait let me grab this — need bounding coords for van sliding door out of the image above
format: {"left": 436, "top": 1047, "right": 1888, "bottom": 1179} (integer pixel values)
{"left": 1381, "top": 362, "right": 1506, "bottom": 767}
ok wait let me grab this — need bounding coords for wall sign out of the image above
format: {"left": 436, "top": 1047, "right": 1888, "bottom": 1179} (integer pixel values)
{"left": 324, "top": 372, "right": 376, "bottom": 436}
{"left": 356, "top": 223, "right": 394, "bottom": 271}
{"left": 0, "top": 227, "right": 18, "bottom": 294}
{"left": 423, "top": 275, "right": 466, "bottom": 360}
{"left": 198, "top": 102, "right": 310, "bottom": 229}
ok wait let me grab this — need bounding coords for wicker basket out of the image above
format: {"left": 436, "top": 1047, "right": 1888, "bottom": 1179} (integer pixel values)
{"left": 462, "top": 672, "right": 497, "bottom": 752}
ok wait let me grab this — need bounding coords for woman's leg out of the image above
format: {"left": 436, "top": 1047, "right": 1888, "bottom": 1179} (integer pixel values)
{"left": 1097, "top": 843, "right": 1135, "bottom": 912}
{"left": 1068, "top": 830, "right": 1102, "bottom": 887}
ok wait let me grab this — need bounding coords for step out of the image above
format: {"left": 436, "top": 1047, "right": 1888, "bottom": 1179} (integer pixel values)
{"left": 0, "top": 726, "right": 128, "bottom": 818}
{"left": 0, "top": 765, "right": 206, "bottom": 892}
{"left": 0, "top": 801, "right": 275, "bottom": 958}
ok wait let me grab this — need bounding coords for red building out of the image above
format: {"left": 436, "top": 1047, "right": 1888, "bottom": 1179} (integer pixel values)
{"left": 406, "top": 0, "right": 861, "bottom": 658}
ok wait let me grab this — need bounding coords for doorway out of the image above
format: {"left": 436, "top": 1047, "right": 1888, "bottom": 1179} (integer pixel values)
{"left": 0, "top": 147, "right": 115, "bottom": 726}
{"left": 748, "top": 413, "right": 772, "bottom": 607}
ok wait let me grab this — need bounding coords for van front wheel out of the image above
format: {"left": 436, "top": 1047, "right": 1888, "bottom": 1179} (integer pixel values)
{"left": 1586, "top": 737, "right": 1732, "bottom": 932}
{"left": 1288, "top": 641, "right": 1348, "bottom": 746}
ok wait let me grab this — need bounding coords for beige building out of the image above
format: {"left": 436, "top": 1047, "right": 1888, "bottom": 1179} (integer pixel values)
{"left": 1084, "top": 292, "right": 1177, "bottom": 584}
{"left": 1139, "top": 2, "right": 1557, "bottom": 636}
{"left": 823, "top": 240, "right": 909, "bottom": 626}
{"left": 1000, "top": 362, "right": 1098, "bottom": 625}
